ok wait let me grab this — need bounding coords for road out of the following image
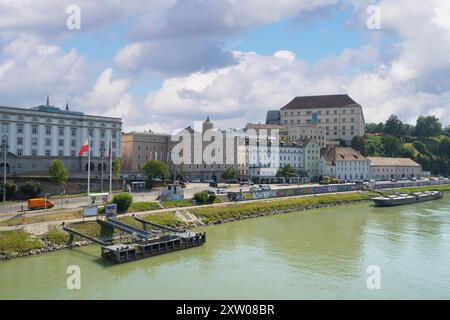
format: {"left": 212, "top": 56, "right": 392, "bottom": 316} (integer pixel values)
{"left": 0, "top": 182, "right": 315, "bottom": 217}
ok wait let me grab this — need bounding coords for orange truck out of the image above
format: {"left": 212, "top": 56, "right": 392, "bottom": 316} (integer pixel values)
{"left": 27, "top": 198, "right": 55, "bottom": 210}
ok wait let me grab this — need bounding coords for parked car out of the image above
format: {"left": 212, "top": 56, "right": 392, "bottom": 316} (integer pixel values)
{"left": 204, "top": 179, "right": 214, "bottom": 183}
{"left": 259, "top": 184, "right": 271, "bottom": 191}
{"left": 250, "top": 186, "right": 260, "bottom": 192}
{"left": 203, "top": 190, "right": 216, "bottom": 195}
{"left": 191, "top": 178, "right": 201, "bottom": 183}
{"left": 209, "top": 181, "right": 218, "bottom": 187}
{"left": 216, "top": 188, "right": 229, "bottom": 194}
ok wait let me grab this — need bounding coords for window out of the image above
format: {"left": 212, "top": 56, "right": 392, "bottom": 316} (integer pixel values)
{"left": 71, "top": 150, "right": 76, "bottom": 157}
{"left": 46, "top": 126, "right": 51, "bottom": 135}
{"left": 17, "top": 124, "right": 24, "bottom": 134}
{"left": 17, "top": 149, "right": 23, "bottom": 156}
{"left": 45, "top": 138, "right": 51, "bottom": 147}
{"left": 1, "top": 123, "right": 9, "bottom": 133}
{"left": 31, "top": 149, "right": 37, "bottom": 156}
{"left": 45, "top": 150, "right": 51, "bottom": 156}
{"left": 58, "top": 139, "right": 64, "bottom": 147}
{"left": 58, "top": 127, "right": 64, "bottom": 136}
{"left": 58, "top": 150, "right": 63, "bottom": 157}
{"left": 88, "top": 129, "right": 94, "bottom": 136}
{"left": 71, "top": 128, "right": 77, "bottom": 137}
{"left": 31, "top": 137, "right": 38, "bottom": 146}
{"left": 31, "top": 163, "right": 37, "bottom": 169}
{"left": 32, "top": 126, "right": 38, "bottom": 135}
{"left": 17, "top": 137, "right": 23, "bottom": 145}
{"left": 71, "top": 140, "right": 76, "bottom": 147}
{"left": 100, "top": 130, "right": 105, "bottom": 138}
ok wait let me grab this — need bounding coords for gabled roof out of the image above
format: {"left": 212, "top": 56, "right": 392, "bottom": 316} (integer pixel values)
{"left": 321, "top": 146, "right": 368, "bottom": 165}
{"left": 281, "top": 94, "right": 359, "bottom": 110}
{"left": 367, "top": 157, "right": 421, "bottom": 167}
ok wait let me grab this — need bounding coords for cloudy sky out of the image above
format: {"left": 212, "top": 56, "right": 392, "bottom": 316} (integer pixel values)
{"left": 0, "top": 0, "right": 449, "bottom": 132}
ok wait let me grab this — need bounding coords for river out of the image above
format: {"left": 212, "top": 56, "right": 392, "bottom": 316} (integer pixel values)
{"left": 1, "top": 197, "right": 450, "bottom": 299}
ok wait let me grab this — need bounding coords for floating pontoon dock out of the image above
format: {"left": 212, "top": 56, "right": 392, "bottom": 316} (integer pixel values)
{"left": 62, "top": 217, "right": 206, "bottom": 263}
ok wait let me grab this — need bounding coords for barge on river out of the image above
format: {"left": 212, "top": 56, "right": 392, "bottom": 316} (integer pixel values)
{"left": 62, "top": 215, "right": 205, "bottom": 263}
{"left": 372, "top": 190, "right": 443, "bottom": 207}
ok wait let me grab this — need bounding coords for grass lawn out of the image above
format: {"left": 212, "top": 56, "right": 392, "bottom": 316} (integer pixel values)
{"left": 0, "top": 209, "right": 83, "bottom": 227}
{"left": 0, "top": 229, "right": 42, "bottom": 254}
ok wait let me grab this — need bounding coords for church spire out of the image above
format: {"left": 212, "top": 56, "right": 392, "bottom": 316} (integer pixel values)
{"left": 65, "top": 101, "right": 69, "bottom": 111}
{"left": 205, "top": 114, "right": 210, "bottom": 122}
{"left": 46, "top": 94, "right": 50, "bottom": 106}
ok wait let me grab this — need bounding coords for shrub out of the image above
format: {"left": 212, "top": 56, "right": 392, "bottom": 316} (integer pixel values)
{"left": 112, "top": 193, "right": 133, "bottom": 213}
{"left": 0, "top": 180, "right": 17, "bottom": 201}
{"left": 194, "top": 191, "right": 209, "bottom": 205}
{"left": 19, "top": 180, "right": 42, "bottom": 199}
{"left": 194, "top": 191, "right": 217, "bottom": 205}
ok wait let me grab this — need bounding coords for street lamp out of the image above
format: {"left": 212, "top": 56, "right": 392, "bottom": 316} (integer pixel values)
{"left": 1, "top": 135, "right": 8, "bottom": 203}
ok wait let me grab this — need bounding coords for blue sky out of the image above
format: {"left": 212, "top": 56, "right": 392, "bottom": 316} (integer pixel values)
{"left": 0, "top": 0, "right": 449, "bottom": 131}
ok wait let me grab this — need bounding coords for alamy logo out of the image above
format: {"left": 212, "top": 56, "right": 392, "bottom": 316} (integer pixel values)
{"left": 66, "top": 5, "right": 81, "bottom": 30}
{"left": 66, "top": 265, "right": 81, "bottom": 290}
{"left": 366, "top": 265, "right": 381, "bottom": 290}
{"left": 366, "top": 5, "right": 382, "bottom": 30}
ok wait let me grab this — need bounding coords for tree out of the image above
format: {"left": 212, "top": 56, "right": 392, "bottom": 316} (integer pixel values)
{"left": 221, "top": 167, "right": 236, "bottom": 181}
{"left": 382, "top": 135, "right": 402, "bottom": 157}
{"left": 48, "top": 160, "right": 68, "bottom": 195}
{"left": 141, "top": 160, "right": 170, "bottom": 181}
{"left": 412, "top": 140, "right": 429, "bottom": 155}
{"left": 276, "top": 164, "right": 297, "bottom": 182}
{"left": 384, "top": 115, "right": 403, "bottom": 136}
{"left": 351, "top": 136, "right": 365, "bottom": 153}
{"left": 415, "top": 115, "right": 442, "bottom": 137}
{"left": 113, "top": 157, "right": 121, "bottom": 179}
{"left": 439, "top": 138, "right": 450, "bottom": 157}
{"left": 365, "top": 122, "right": 385, "bottom": 134}
{"left": 19, "top": 180, "right": 42, "bottom": 199}
{"left": 443, "top": 126, "right": 450, "bottom": 137}
{"left": 0, "top": 180, "right": 17, "bottom": 201}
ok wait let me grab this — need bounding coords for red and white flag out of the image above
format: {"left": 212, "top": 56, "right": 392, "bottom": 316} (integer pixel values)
{"left": 79, "top": 139, "right": 89, "bottom": 156}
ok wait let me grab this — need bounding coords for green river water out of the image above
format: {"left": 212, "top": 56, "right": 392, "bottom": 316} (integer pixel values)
{"left": 1, "top": 197, "right": 450, "bottom": 299}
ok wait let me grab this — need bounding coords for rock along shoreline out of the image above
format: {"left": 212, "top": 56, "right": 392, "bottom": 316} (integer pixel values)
{"left": 0, "top": 198, "right": 369, "bottom": 262}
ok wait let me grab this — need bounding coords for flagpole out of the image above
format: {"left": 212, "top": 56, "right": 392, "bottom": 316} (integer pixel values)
{"left": 87, "top": 134, "right": 91, "bottom": 206}
{"left": 109, "top": 136, "right": 113, "bottom": 200}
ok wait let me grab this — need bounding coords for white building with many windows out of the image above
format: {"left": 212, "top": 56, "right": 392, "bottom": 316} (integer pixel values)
{"left": 0, "top": 99, "right": 122, "bottom": 176}
{"left": 280, "top": 94, "right": 365, "bottom": 144}
{"left": 320, "top": 146, "right": 371, "bottom": 181}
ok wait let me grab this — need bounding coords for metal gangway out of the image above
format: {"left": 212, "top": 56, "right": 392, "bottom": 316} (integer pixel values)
{"left": 132, "top": 214, "right": 186, "bottom": 233}
{"left": 62, "top": 223, "right": 109, "bottom": 246}
{"left": 98, "top": 218, "right": 156, "bottom": 239}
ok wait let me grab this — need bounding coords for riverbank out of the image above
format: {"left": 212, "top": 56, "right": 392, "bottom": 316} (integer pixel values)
{"left": 1, "top": 186, "right": 449, "bottom": 261}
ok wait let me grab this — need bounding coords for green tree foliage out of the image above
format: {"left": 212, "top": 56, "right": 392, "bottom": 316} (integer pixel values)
{"left": 193, "top": 191, "right": 216, "bottom": 205}
{"left": 382, "top": 135, "right": 402, "bottom": 157}
{"left": 384, "top": 115, "right": 403, "bottom": 135}
{"left": 351, "top": 136, "right": 365, "bottom": 153}
{"left": 412, "top": 140, "right": 429, "bottom": 155}
{"left": 439, "top": 138, "right": 450, "bottom": 157}
{"left": 141, "top": 160, "right": 170, "bottom": 181}
{"left": 365, "top": 122, "right": 385, "bottom": 134}
{"left": 276, "top": 164, "right": 297, "bottom": 181}
{"left": 0, "top": 180, "right": 17, "bottom": 201}
{"left": 443, "top": 126, "right": 450, "bottom": 137}
{"left": 19, "top": 181, "right": 42, "bottom": 199}
{"left": 415, "top": 116, "right": 442, "bottom": 137}
{"left": 221, "top": 167, "right": 236, "bottom": 180}
{"left": 48, "top": 160, "right": 69, "bottom": 193}
{"left": 112, "top": 193, "right": 133, "bottom": 212}
{"left": 113, "top": 157, "right": 121, "bottom": 179}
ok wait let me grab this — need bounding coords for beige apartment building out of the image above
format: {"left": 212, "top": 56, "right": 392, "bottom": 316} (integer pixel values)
{"left": 121, "top": 131, "right": 171, "bottom": 174}
{"left": 170, "top": 117, "right": 242, "bottom": 182}
{"left": 368, "top": 157, "right": 422, "bottom": 180}
{"left": 287, "top": 125, "right": 326, "bottom": 147}
{"left": 280, "top": 94, "right": 365, "bottom": 144}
